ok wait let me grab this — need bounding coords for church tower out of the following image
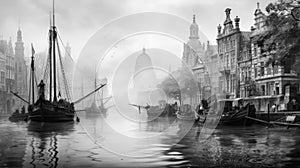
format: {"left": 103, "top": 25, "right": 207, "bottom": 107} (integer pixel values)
{"left": 15, "top": 27, "right": 28, "bottom": 108}
{"left": 63, "top": 43, "right": 74, "bottom": 98}
{"left": 189, "top": 15, "right": 199, "bottom": 40}
{"left": 182, "top": 15, "right": 205, "bottom": 68}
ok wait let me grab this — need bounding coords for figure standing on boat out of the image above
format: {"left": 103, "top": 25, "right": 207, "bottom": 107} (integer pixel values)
{"left": 38, "top": 80, "right": 45, "bottom": 100}
{"left": 21, "top": 106, "right": 25, "bottom": 114}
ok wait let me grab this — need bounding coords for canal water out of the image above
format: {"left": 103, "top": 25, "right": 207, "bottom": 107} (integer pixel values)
{"left": 1, "top": 108, "right": 300, "bottom": 168}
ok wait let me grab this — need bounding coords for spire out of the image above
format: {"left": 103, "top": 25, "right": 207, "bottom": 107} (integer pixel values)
{"left": 65, "top": 42, "right": 71, "bottom": 57}
{"left": 142, "top": 47, "right": 146, "bottom": 54}
{"left": 15, "top": 25, "right": 24, "bottom": 60}
{"left": 193, "top": 14, "right": 196, "bottom": 23}
{"left": 17, "top": 27, "right": 22, "bottom": 42}
{"left": 254, "top": 2, "right": 263, "bottom": 16}
{"left": 189, "top": 14, "right": 199, "bottom": 39}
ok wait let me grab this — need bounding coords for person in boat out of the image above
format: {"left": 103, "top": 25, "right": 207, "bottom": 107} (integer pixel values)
{"left": 71, "top": 103, "right": 75, "bottom": 111}
{"left": 196, "top": 103, "right": 204, "bottom": 115}
{"left": 14, "top": 109, "right": 20, "bottom": 114}
{"left": 145, "top": 103, "right": 150, "bottom": 110}
{"left": 292, "top": 99, "right": 298, "bottom": 111}
{"left": 201, "top": 99, "right": 208, "bottom": 110}
{"left": 173, "top": 102, "right": 178, "bottom": 110}
{"left": 271, "top": 104, "right": 276, "bottom": 112}
{"left": 21, "top": 106, "right": 25, "bottom": 114}
{"left": 38, "top": 80, "right": 45, "bottom": 100}
{"left": 248, "top": 102, "right": 256, "bottom": 118}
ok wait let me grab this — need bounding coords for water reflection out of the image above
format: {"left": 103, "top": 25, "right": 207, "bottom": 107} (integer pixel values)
{"left": 1, "top": 114, "right": 300, "bottom": 167}
{"left": 25, "top": 122, "right": 75, "bottom": 168}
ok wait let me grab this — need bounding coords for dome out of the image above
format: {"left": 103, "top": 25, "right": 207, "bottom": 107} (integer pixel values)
{"left": 134, "top": 48, "right": 153, "bottom": 73}
{"left": 133, "top": 48, "right": 157, "bottom": 91}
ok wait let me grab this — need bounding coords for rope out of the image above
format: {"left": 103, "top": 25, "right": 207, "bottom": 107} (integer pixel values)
{"left": 56, "top": 36, "right": 71, "bottom": 101}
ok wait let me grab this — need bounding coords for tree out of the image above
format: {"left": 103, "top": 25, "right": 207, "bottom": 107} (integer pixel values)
{"left": 262, "top": 2, "right": 300, "bottom": 74}
{"left": 157, "top": 68, "right": 199, "bottom": 103}
{"left": 245, "top": 79, "right": 260, "bottom": 96}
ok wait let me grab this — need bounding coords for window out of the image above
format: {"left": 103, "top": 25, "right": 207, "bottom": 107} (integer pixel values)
{"left": 227, "top": 79, "right": 230, "bottom": 92}
{"left": 231, "top": 51, "right": 235, "bottom": 68}
{"left": 261, "top": 63, "right": 265, "bottom": 76}
{"left": 261, "top": 85, "right": 265, "bottom": 95}
{"left": 254, "top": 47, "right": 257, "bottom": 57}
{"left": 275, "top": 83, "right": 279, "bottom": 95}
{"left": 248, "top": 70, "right": 251, "bottom": 79}
{"left": 0, "top": 71, "right": 4, "bottom": 84}
{"left": 254, "top": 66, "right": 257, "bottom": 78}
{"left": 241, "top": 70, "right": 244, "bottom": 82}
{"left": 267, "top": 66, "right": 271, "bottom": 75}
{"left": 226, "top": 55, "right": 229, "bottom": 67}
{"left": 273, "top": 65, "right": 278, "bottom": 74}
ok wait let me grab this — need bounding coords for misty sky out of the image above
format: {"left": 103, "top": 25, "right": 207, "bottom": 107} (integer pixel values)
{"left": 0, "top": 0, "right": 272, "bottom": 61}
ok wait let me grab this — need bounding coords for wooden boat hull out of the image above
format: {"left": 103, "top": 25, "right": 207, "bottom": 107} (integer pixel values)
{"left": 147, "top": 105, "right": 178, "bottom": 119}
{"left": 197, "top": 104, "right": 254, "bottom": 126}
{"left": 176, "top": 113, "right": 195, "bottom": 121}
{"left": 9, "top": 113, "right": 28, "bottom": 122}
{"left": 195, "top": 113, "right": 206, "bottom": 124}
{"left": 147, "top": 106, "right": 165, "bottom": 120}
{"left": 29, "top": 100, "right": 75, "bottom": 122}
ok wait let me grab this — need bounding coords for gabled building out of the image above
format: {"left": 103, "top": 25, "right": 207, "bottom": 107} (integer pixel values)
{"left": 0, "top": 38, "right": 16, "bottom": 114}
{"left": 0, "top": 49, "right": 6, "bottom": 113}
{"left": 247, "top": 2, "right": 300, "bottom": 111}
{"left": 217, "top": 8, "right": 251, "bottom": 98}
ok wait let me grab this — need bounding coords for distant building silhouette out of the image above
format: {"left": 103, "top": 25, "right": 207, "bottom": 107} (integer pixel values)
{"left": 15, "top": 27, "right": 28, "bottom": 110}
{"left": 181, "top": 15, "right": 219, "bottom": 107}
{"left": 0, "top": 27, "right": 29, "bottom": 114}
{"left": 132, "top": 48, "right": 162, "bottom": 105}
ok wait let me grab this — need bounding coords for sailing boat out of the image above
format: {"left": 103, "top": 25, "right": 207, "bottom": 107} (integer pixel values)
{"left": 27, "top": 1, "right": 105, "bottom": 122}
{"left": 27, "top": 4, "right": 76, "bottom": 122}
{"left": 85, "top": 76, "right": 107, "bottom": 118}
{"left": 10, "top": 1, "right": 106, "bottom": 122}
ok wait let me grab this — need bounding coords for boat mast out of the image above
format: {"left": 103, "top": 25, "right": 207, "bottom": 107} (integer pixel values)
{"left": 52, "top": 0, "right": 57, "bottom": 101}
{"left": 49, "top": 12, "right": 53, "bottom": 102}
{"left": 94, "top": 66, "right": 96, "bottom": 102}
{"left": 30, "top": 44, "right": 35, "bottom": 104}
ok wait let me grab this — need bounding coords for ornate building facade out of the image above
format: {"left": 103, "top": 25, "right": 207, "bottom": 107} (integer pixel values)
{"left": 182, "top": 15, "right": 219, "bottom": 106}
{"left": 0, "top": 38, "right": 16, "bottom": 114}
{"left": 182, "top": 15, "right": 205, "bottom": 69}
{"left": 0, "top": 28, "right": 28, "bottom": 114}
{"left": 245, "top": 2, "right": 300, "bottom": 111}
{"left": 15, "top": 28, "right": 28, "bottom": 110}
{"left": 217, "top": 8, "right": 251, "bottom": 98}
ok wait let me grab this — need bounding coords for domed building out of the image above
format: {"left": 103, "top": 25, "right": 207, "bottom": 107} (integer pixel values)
{"left": 182, "top": 15, "right": 205, "bottom": 68}
{"left": 130, "top": 48, "right": 166, "bottom": 106}
{"left": 133, "top": 48, "right": 157, "bottom": 91}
